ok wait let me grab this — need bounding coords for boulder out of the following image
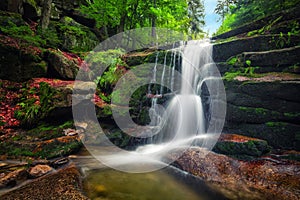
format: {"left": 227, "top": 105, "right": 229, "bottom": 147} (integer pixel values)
{"left": 0, "top": 36, "right": 47, "bottom": 82}
{"left": 55, "top": 17, "right": 98, "bottom": 52}
{"left": 171, "top": 147, "right": 300, "bottom": 200}
{"left": 45, "top": 49, "right": 79, "bottom": 79}
{"left": 213, "top": 134, "right": 271, "bottom": 158}
{"left": 29, "top": 164, "right": 53, "bottom": 178}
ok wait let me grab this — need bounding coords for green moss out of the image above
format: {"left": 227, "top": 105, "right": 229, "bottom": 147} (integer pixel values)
{"left": 284, "top": 112, "right": 300, "bottom": 118}
{"left": 266, "top": 121, "right": 288, "bottom": 127}
{"left": 15, "top": 82, "right": 56, "bottom": 127}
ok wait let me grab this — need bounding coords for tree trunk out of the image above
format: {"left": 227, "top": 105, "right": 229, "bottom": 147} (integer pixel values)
{"left": 40, "top": 0, "right": 52, "bottom": 30}
{"left": 151, "top": 0, "right": 157, "bottom": 45}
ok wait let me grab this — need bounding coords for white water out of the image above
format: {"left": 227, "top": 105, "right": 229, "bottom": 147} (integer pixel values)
{"left": 82, "top": 39, "right": 226, "bottom": 173}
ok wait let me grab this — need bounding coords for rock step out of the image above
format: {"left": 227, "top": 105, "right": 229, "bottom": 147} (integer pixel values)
{"left": 223, "top": 122, "right": 300, "bottom": 150}
{"left": 212, "top": 35, "right": 300, "bottom": 62}
{"left": 211, "top": 5, "right": 300, "bottom": 40}
{"left": 226, "top": 104, "right": 300, "bottom": 125}
{"left": 233, "top": 46, "right": 300, "bottom": 68}
{"left": 225, "top": 78, "right": 300, "bottom": 111}
{"left": 224, "top": 77, "right": 300, "bottom": 150}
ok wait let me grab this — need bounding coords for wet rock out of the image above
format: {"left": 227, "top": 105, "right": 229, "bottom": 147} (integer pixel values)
{"left": 51, "top": 157, "right": 70, "bottom": 168}
{"left": 1, "top": 164, "right": 89, "bottom": 199}
{"left": 171, "top": 147, "right": 300, "bottom": 200}
{"left": 213, "top": 134, "right": 271, "bottom": 158}
{"left": 29, "top": 164, "right": 53, "bottom": 178}
{"left": 0, "top": 168, "right": 28, "bottom": 189}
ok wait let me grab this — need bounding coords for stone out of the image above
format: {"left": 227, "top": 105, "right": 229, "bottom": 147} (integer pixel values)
{"left": 213, "top": 134, "right": 271, "bottom": 158}
{"left": 0, "top": 168, "right": 28, "bottom": 189}
{"left": 171, "top": 147, "right": 300, "bottom": 200}
{"left": 223, "top": 122, "right": 300, "bottom": 150}
{"left": 29, "top": 164, "right": 53, "bottom": 178}
{"left": 1, "top": 164, "right": 89, "bottom": 199}
{"left": 212, "top": 35, "right": 300, "bottom": 62}
{"left": 56, "top": 17, "right": 98, "bottom": 52}
{"left": 45, "top": 49, "right": 79, "bottom": 80}
{"left": 234, "top": 46, "right": 300, "bottom": 68}
{"left": 0, "top": 37, "right": 47, "bottom": 82}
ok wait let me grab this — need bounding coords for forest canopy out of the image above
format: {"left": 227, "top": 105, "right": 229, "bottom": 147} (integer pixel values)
{"left": 215, "top": 0, "right": 300, "bottom": 34}
{"left": 79, "top": 0, "right": 206, "bottom": 40}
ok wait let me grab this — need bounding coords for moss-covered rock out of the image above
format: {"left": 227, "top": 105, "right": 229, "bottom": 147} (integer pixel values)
{"left": 0, "top": 39, "right": 46, "bottom": 82}
{"left": 213, "top": 134, "right": 271, "bottom": 158}
{"left": 223, "top": 122, "right": 300, "bottom": 150}
{"left": 54, "top": 17, "right": 98, "bottom": 52}
{"left": 45, "top": 49, "right": 79, "bottom": 79}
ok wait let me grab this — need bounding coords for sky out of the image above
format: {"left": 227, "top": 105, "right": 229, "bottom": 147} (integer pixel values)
{"left": 203, "top": 0, "right": 222, "bottom": 36}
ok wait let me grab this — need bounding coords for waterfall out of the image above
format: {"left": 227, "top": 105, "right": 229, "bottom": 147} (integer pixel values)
{"left": 86, "top": 39, "right": 226, "bottom": 173}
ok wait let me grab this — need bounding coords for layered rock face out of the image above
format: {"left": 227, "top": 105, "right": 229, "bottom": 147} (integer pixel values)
{"left": 212, "top": 6, "right": 300, "bottom": 150}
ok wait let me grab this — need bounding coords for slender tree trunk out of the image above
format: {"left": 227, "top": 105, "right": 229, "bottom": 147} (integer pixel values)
{"left": 151, "top": 0, "right": 157, "bottom": 45}
{"left": 40, "top": 0, "right": 52, "bottom": 30}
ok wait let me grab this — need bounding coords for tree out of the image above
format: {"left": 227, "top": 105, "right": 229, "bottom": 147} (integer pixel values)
{"left": 187, "top": 0, "right": 205, "bottom": 38}
{"left": 40, "top": 0, "right": 52, "bottom": 30}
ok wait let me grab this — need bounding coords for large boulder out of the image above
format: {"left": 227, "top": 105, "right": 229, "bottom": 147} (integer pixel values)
{"left": 213, "top": 134, "right": 271, "bottom": 158}
{"left": 45, "top": 49, "right": 79, "bottom": 79}
{"left": 171, "top": 148, "right": 300, "bottom": 200}
{"left": 53, "top": 17, "right": 98, "bottom": 52}
{"left": 0, "top": 36, "right": 47, "bottom": 82}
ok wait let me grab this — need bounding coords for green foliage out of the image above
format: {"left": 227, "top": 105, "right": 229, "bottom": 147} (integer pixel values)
{"left": 215, "top": 0, "right": 299, "bottom": 34}
{"left": 79, "top": 0, "right": 204, "bottom": 39}
{"left": 266, "top": 121, "right": 288, "bottom": 127}
{"left": 0, "top": 21, "right": 45, "bottom": 46}
{"left": 15, "top": 82, "right": 56, "bottom": 127}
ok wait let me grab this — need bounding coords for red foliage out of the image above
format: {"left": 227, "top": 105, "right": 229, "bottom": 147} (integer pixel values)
{"left": 61, "top": 51, "right": 90, "bottom": 72}
{"left": 0, "top": 34, "right": 42, "bottom": 56}
{"left": 0, "top": 80, "right": 22, "bottom": 129}
{"left": 31, "top": 78, "right": 74, "bottom": 88}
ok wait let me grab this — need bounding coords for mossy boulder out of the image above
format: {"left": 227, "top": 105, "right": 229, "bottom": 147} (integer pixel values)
{"left": 54, "top": 17, "right": 98, "bottom": 52}
{"left": 45, "top": 49, "right": 79, "bottom": 79}
{"left": 0, "top": 122, "right": 82, "bottom": 159}
{"left": 0, "top": 39, "right": 46, "bottom": 82}
{"left": 213, "top": 134, "right": 271, "bottom": 158}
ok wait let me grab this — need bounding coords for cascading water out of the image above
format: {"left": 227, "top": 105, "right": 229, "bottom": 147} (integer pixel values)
{"left": 76, "top": 39, "right": 226, "bottom": 173}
